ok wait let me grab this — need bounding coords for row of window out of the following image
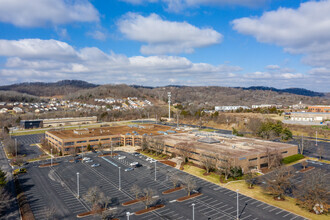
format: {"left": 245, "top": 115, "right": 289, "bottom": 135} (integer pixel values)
{"left": 247, "top": 151, "right": 288, "bottom": 161}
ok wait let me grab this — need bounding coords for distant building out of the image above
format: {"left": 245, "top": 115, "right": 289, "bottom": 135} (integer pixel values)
{"left": 215, "top": 106, "right": 250, "bottom": 111}
{"left": 289, "top": 112, "right": 330, "bottom": 122}
{"left": 20, "top": 120, "right": 43, "bottom": 129}
{"left": 308, "top": 105, "right": 330, "bottom": 113}
{"left": 251, "top": 104, "right": 282, "bottom": 109}
{"left": 13, "top": 107, "right": 24, "bottom": 113}
{"left": 0, "top": 108, "right": 8, "bottom": 114}
{"left": 42, "top": 116, "right": 97, "bottom": 128}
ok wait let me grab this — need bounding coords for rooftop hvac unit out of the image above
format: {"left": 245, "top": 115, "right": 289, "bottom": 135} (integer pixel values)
{"left": 232, "top": 145, "right": 236, "bottom": 149}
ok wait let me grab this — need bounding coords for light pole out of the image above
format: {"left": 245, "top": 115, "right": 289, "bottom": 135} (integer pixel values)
{"left": 126, "top": 212, "right": 130, "bottom": 220}
{"left": 168, "top": 92, "right": 171, "bottom": 121}
{"left": 111, "top": 141, "right": 113, "bottom": 157}
{"left": 192, "top": 203, "right": 195, "bottom": 220}
{"left": 15, "top": 138, "right": 17, "bottom": 157}
{"left": 77, "top": 172, "right": 80, "bottom": 198}
{"left": 119, "top": 167, "right": 121, "bottom": 190}
{"left": 236, "top": 189, "right": 239, "bottom": 220}
{"left": 315, "top": 131, "right": 318, "bottom": 147}
{"left": 51, "top": 148, "right": 53, "bottom": 167}
{"left": 154, "top": 161, "right": 157, "bottom": 181}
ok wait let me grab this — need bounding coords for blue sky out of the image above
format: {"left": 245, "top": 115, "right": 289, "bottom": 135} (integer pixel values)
{"left": 0, "top": 0, "right": 329, "bottom": 92}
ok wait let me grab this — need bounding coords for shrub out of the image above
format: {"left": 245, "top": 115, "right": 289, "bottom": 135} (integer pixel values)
{"left": 282, "top": 154, "right": 305, "bottom": 164}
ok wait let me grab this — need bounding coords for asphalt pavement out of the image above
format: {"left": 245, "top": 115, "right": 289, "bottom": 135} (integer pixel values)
{"left": 18, "top": 151, "right": 307, "bottom": 220}
{"left": 13, "top": 134, "right": 44, "bottom": 159}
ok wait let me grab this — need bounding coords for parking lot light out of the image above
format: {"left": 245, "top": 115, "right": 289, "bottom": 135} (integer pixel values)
{"left": 77, "top": 172, "right": 80, "bottom": 198}
{"left": 51, "top": 149, "right": 53, "bottom": 167}
{"left": 192, "top": 203, "right": 195, "bottom": 220}
{"left": 126, "top": 211, "right": 130, "bottom": 220}
{"left": 236, "top": 189, "right": 239, "bottom": 220}
{"left": 154, "top": 161, "right": 157, "bottom": 181}
{"left": 119, "top": 167, "right": 121, "bottom": 190}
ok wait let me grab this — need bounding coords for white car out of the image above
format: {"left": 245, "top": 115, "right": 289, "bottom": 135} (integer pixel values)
{"left": 130, "top": 162, "right": 139, "bottom": 166}
{"left": 146, "top": 157, "right": 152, "bottom": 161}
{"left": 82, "top": 157, "right": 91, "bottom": 161}
{"left": 91, "top": 164, "right": 100, "bottom": 167}
{"left": 85, "top": 159, "right": 93, "bottom": 163}
{"left": 118, "top": 156, "right": 126, "bottom": 160}
{"left": 149, "top": 159, "right": 156, "bottom": 163}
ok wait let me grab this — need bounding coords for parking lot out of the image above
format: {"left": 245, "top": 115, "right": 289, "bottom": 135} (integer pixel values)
{"left": 14, "top": 134, "right": 44, "bottom": 159}
{"left": 18, "top": 148, "right": 307, "bottom": 220}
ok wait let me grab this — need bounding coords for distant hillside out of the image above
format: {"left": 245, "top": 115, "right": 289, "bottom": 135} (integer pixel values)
{"left": 0, "top": 90, "right": 42, "bottom": 102}
{"left": 240, "top": 86, "right": 325, "bottom": 97}
{"left": 66, "top": 84, "right": 329, "bottom": 106}
{"left": 0, "top": 80, "right": 98, "bottom": 97}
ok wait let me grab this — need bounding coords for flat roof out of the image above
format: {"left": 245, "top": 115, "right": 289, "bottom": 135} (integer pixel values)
{"left": 155, "top": 132, "right": 297, "bottom": 158}
{"left": 47, "top": 124, "right": 176, "bottom": 140}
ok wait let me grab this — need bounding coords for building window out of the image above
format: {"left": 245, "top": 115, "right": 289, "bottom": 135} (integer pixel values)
{"left": 89, "top": 139, "right": 99, "bottom": 142}
{"left": 64, "top": 142, "right": 74, "bottom": 146}
{"left": 101, "top": 138, "right": 110, "bottom": 141}
{"left": 282, "top": 151, "right": 288, "bottom": 154}
{"left": 260, "top": 156, "right": 267, "bottom": 159}
{"left": 77, "top": 140, "right": 87, "bottom": 143}
{"left": 249, "top": 157, "right": 257, "bottom": 161}
{"left": 239, "top": 157, "right": 246, "bottom": 160}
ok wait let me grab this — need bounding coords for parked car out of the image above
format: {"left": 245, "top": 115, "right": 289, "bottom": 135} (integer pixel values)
{"left": 150, "top": 159, "right": 156, "bottom": 163}
{"left": 124, "top": 167, "right": 134, "bottom": 172}
{"left": 91, "top": 164, "right": 100, "bottom": 167}
{"left": 146, "top": 157, "right": 152, "bottom": 161}
{"left": 130, "top": 162, "right": 139, "bottom": 166}
{"left": 82, "top": 157, "right": 91, "bottom": 161}
{"left": 133, "top": 152, "right": 140, "bottom": 156}
{"left": 118, "top": 156, "right": 126, "bottom": 160}
{"left": 85, "top": 159, "right": 93, "bottom": 163}
{"left": 13, "top": 168, "right": 26, "bottom": 175}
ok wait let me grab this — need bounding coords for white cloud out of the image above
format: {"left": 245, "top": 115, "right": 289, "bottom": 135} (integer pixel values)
{"left": 87, "top": 30, "right": 107, "bottom": 41}
{"left": 0, "top": 38, "right": 328, "bottom": 91}
{"left": 117, "top": 13, "right": 222, "bottom": 54}
{"left": 0, "top": 38, "right": 240, "bottom": 86}
{"left": 121, "top": 0, "right": 267, "bottom": 12}
{"left": 0, "top": 0, "right": 99, "bottom": 27}
{"left": 232, "top": 0, "right": 330, "bottom": 70}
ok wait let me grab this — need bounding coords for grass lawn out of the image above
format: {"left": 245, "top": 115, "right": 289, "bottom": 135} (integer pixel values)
{"left": 140, "top": 151, "right": 167, "bottom": 160}
{"left": 199, "top": 128, "right": 217, "bottom": 132}
{"left": 11, "top": 129, "right": 46, "bottom": 136}
{"left": 182, "top": 164, "right": 327, "bottom": 220}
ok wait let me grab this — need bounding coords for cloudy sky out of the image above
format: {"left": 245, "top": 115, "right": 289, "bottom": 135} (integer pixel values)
{"left": 0, "top": 0, "right": 329, "bottom": 92}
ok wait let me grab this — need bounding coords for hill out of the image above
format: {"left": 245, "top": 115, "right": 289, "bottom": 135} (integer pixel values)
{"left": 66, "top": 84, "right": 329, "bottom": 107}
{"left": 0, "top": 80, "right": 98, "bottom": 97}
{"left": 240, "top": 86, "right": 325, "bottom": 97}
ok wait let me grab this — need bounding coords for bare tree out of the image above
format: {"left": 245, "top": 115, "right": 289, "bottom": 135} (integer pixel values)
{"left": 170, "top": 174, "right": 180, "bottom": 189}
{"left": 317, "top": 146, "right": 324, "bottom": 160}
{"left": 83, "top": 187, "right": 106, "bottom": 214}
{"left": 200, "top": 153, "right": 216, "bottom": 174}
{"left": 217, "top": 155, "right": 233, "bottom": 180}
{"left": 141, "top": 188, "right": 156, "bottom": 209}
{"left": 141, "top": 137, "right": 149, "bottom": 152}
{"left": 153, "top": 139, "right": 165, "bottom": 156}
{"left": 265, "top": 148, "right": 282, "bottom": 170}
{"left": 244, "top": 171, "right": 258, "bottom": 189}
{"left": 101, "top": 208, "right": 118, "bottom": 220}
{"left": 301, "top": 161, "right": 308, "bottom": 170}
{"left": 294, "top": 169, "right": 330, "bottom": 213}
{"left": 263, "top": 166, "right": 294, "bottom": 200}
{"left": 175, "top": 142, "right": 195, "bottom": 163}
{"left": 43, "top": 206, "right": 56, "bottom": 220}
{"left": 182, "top": 176, "right": 197, "bottom": 196}
{"left": 130, "top": 184, "right": 141, "bottom": 200}
{"left": 297, "top": 135, "right": 305, "bottom": 155}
